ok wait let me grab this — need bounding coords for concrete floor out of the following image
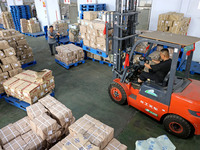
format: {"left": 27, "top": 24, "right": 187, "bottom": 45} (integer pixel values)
{"left": 0, "top": 36, "right": 200, "bottom": 149}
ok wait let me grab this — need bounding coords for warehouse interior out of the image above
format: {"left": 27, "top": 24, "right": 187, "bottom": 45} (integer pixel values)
{"left": 0, "top": 0, "right": 200, "bottom": 150}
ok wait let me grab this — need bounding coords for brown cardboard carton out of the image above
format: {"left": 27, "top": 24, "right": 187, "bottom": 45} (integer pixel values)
{"left": 87, "top": 52, "right": 94, "bottom": 58}
{"left": 9, "top": 41, "right": 17, "bottom": 50}
{"left": 3, "top": 47, "right": 16, "bottom": 57}
{"left": 2, "top": 77, "right": 19, "bottom": 93}
{"left": 17, "top": 39, "right": 28, "bottom": 46}
{"left": 46, "top": 130, "right": 62, "bottom": 144}
{"left": 17, "top": 46, "right": 24, "bottom": 51}
{"left": 17, "top": 34, "right": 26, "bottom": 40}
{"left": 94, "top": 55, "right": 101, "bottom": 61}
{"left": 48, "top": 103, "right": 73, "bottom": 127}
{"left": 83, "top": 39, "right": 90, "bottom": 47}
{"left": 103, "top": 138, "right": 127, "bottom": 150}
{"left": 26, "top": 102, "right": 48, "bottom": 120}
{"left": 169, "top": 12, "right": 184, "bottom": 21}
{"left": 30, "top": 113, "right": 60, "bottom": 140}
{"left": 0, "top": 50, "right": 5, "bottom": 59}
{"left": 90, "top": 41, "right": 97, "bottom": 49}
{"left": 10, "top": 35, "right": 19, "bottom": 41}
{"left": 1, "top": 64, "right": 12, "bottom": 73}
{"left": 21, "top": 130, "right": 45, "bottom": 150}
{"left": 39, "top": 95, "right": 61, "bottom": 109}
{"left": 0, "top": 30, "right": 11, "bottom": 37}
{"left": 9, "top": 79, "right": 26, "bottom": 97}
{"left": 0, "top": 40, "right": 10, "bottom": 49}
{"left": 35, "top": 69, "right": 53, "bottom": 82}
{"left": 14, "top": 81, "right": 30, "bottom": 99}
{"left": 9, "top": 29, "right": 17, "bottom": 35}
{"left": 97, "top": 37, "right": 106, "bottom": 46}
{"left": 0, "top": 72, "right": 9, "bottom": 80}
{"left": 93, "top": 20, "right": 105, "bottom": 31}
{"left": 84, "top": 11, "right": 98, "bottom": 20}
{"left": 0, "top": 86, "right": 4, "bottom": 94}
{"left": 11, "top": 61, "right": 21, "bottom": 69}
{"left": 80, "top": 25, "right": 87, "bottom": 33}
{"left": 3, "top": 136, "right": 27, "bottom": 150}
{"left": 13, "top": 116, "right": 31, "bottom": 135}
{"left": 49, "top": 142, "right": 63, "bottom": 150}
{"left": 0, "top": 124, "right": 20, "bottom": 145}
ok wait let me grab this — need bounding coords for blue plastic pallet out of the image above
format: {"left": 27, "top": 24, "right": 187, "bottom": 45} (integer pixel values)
{"left": 80, "top": 4, "right": 106, "bottom": 11}
{"left": 55, "top": 59, "right": 85, "bottom": 70}
{"left": 22, "top": 60, "right": 37, "bottom": 68}
{"left": 23, "top": 32, "right": 45, "bottom": 37}
{"left": 0, "top": 93, "right": 6, "bottom": 99}
{"left": 4, "top": 91, "right": 55, "bottom": 111}
{"left": 87, "top": 57, "right": 113, "bottom": 67}
{"left": 59, "top": 37, "right": 70, "bottom": 44}
{"left": 179, "top": 60, "right": 200, "bottom": 75}
{"left": 83, "top": 45, "right": 108, "bottom": 58}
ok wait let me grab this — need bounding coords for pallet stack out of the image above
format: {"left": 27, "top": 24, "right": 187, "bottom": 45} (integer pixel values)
{"left": 87, "top": 52, "right": 113, "bottom": 66}
{"left": 80, "top": 3, "right": 106, "bottom": 20}
{"left": 0, "top": 29, "right": 35, "bottom": 65}
{"left": 10, "top": 5, "right": 31, "bottom": 32}
{"left": 0, "top": 95, "right": 75, "bottom": 149}
{"left": 0, "top": 40, "right": 23, "bottom": 94}
{"left": 1, "top": 12, "right": 15, "bottom": 29}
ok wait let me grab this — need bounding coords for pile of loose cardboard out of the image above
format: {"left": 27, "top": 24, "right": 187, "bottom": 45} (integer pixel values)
{"left": 20, "top": 18, "right": 41, "bottom": 33}
{"left": 68, "top": 23, "right": 81, "bottom": 43}
{"left": 1, "top": 12, "right": 15, "bottom": 29}
{"left": 0, "top": 95, "right": 75, "bottom": 149}
{"left": 0, "top": 29, "right": 34, "bottom": 65}
{"left": 3, "top": 69, "right": 55, "bottom": 104}
{"left": 0, "top": 40, "right": 23, "bottom": 93}
{"left": 53, "top": 20, "right": 68, "bottom": 36}
{"left": 55, "top": 44, "right": 84, "bottom": 65}
{"left": 157, "top": 12, "right": 191, "bottom": 35}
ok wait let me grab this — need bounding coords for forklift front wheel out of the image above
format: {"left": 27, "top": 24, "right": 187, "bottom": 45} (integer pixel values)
{"left": 108, "top": 82, "right": 127, "bottom": 105}
{"left": 163, "top": 114, "right": 193, "bottom": 139}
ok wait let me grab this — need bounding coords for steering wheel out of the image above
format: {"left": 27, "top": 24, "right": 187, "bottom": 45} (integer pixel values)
{"left": 139, "top": 56, "right": 150, "bottom": 66}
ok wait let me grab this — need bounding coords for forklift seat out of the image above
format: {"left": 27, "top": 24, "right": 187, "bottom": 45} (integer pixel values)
{"left": 162, "top": 72, "right": 170, "bottom": 87}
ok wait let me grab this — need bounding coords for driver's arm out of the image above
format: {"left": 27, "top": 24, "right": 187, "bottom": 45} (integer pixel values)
{"left": 152, "top": 59, "right": 160, "bottom": 64}
{"left": 144, "top": 63, "right": 152, "bottom": 69}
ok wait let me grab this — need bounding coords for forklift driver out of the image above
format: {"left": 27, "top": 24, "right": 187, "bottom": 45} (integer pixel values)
{"left": 138, "top": 48, "right": 172, "bottom": 84}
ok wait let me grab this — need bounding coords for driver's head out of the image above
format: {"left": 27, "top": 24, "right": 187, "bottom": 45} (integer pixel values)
{"left": 49, "top": 25, "right": 53, "bottom": 32}
{"left": 160, "top": 48, "right": 170, "bottom": 60}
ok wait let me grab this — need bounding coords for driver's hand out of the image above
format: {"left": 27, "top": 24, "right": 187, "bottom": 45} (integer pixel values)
{"left": 146, "top": 57, "right": 152, "bottom": 61}
{"left": 140, "top": 61, "right": 145, "bottom": 66}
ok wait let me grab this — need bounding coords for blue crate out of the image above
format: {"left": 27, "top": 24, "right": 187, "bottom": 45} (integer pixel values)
{"left": 22, "top": 60, "right": 37, "bottom": 68}
{"left": 55, "top": 59, "right": 85, "bottom": 70}
{"left": 23, "top": 32, "right": 45, "bottom": 38}
{"left": 179, "top": 61, "right": 200, "bottom": 75}
{"left": 87, "top": 57, "right": 113, "bottom": 67}
{"left": 4, "top": 91, "right": 55, "bottom": 111}
{"left": 83, "top": 45, "right": 108, "bottom": 58}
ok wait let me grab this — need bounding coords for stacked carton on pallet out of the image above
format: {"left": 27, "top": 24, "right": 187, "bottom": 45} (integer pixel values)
{"left": 53, "top": 20, "right": 68, "bottom": 36}
{"left": 20, "top": 19, "right": 29, "bottom": 33}
{"left": 0, "top": 29, "right": 35, "bottom": 65}
{"left": 0, "top": 95, "right": 75, "bottom": 149}
{"left": 3, "top": 69, "right": 55, "bottom": 104}
{"left": 157, "top": 12, "right": 191, "bottom": 35}
{"left": 68, "top": 23, "right": 81, "bottom": 43}
{"left": 1, "top": 12, "right": 15, "bottom": 29}
{"left": 55, "top": 44, "right": 84, "bottom": 65}
{"left": 20, "top": 18, "right": 41, "bottom": 33}
{"left": 0, "top": 40, "right": 22, "bottom": 93}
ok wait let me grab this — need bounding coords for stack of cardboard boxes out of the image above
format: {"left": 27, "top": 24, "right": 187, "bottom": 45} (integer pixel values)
{"left": 86, "top": 52, "right": 113, "bottom": 64}
{"left": 53, "top": 20, "right": 68, "bottom": 36}
{"left": 20, "top": 18, "right": 41, "bottom": 33}
{"left": 157, "top": 12, "right": 191, "bottom": 35}
{"left": 0, "top": 40, "right": 22, "bottom": 93}
{"left": 0, "top": 95, "right": 75, "bottom": 150}
{"left": 1, "top": 12, "right": 15, "bottom": 29}
{"left": 55, "top": 44, "right": 84, "bottom": 65}
{"left": 68, "top": 23, "right": 81, "bottom": 43}
{"left": 51, "top": 114, "right": 127, "bottom": 150}
{"left": 0, "top": 29, "right": 34, "bottom": 65}
{"left": 3, "top": 69, "right": 55, "bottom": 104}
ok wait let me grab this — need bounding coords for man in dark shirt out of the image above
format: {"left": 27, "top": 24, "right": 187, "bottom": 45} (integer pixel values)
{"left": 138, "top": 48, "right": 172, "bottom": 84}
{"left": 48, "top": 25, "right": 60, "bottom": 55}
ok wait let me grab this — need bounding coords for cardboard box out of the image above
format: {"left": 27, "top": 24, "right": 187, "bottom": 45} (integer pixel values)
{"left": 83, "top": 39, "right": 90, "bottom": 47}
{"left": 0, "top": 50, "right": 5, "bottom": 59}
{"left": 97, "top": 37, "right": 106, "bottom": 46}
{"left": 90, "top": 41, "right": 97, "bottom": 49}
{"left": 9, "top": 42, "right": 17, "bottom": 50}
{"left": 17, "top": 39, "right": 28, "bottom": 46}
{"left": 103, "top": 138, "right": 127, "bottom": 150}
{"left": 0, "top": 72, "right": 9, "bottom": 80}
{"left": 13, "top": 116, "right": 31, "bottom": 135}
{"left": 1, "top": 64, "right": 12, "bottom": 72}
{"left": 26, "top": 102, "right": 48, "bottom": 120}
{"left": 83, "top": 11, "right": 98, "bottom": 21}
{"left": 0, "top": 30, "right": 11, "bottom": 37}
{"left": 46, "top": 130, "right": 62, "bottom": 144}
{"left": 49, "top": 142, "right": 63, "bottom": 150}
{"left": 30, "top": 113, "right": 60, "bottom": 140}
{"left": 0, "top": 40, "right": 10, "bottom": 50}
{"left": 3, "top": 136, "right": 27, "bottom": 150}
{"left": 3, "top": 47, "right": 16, "bottom": 57}
{"left": 0, "top": 124, "right": 20, "bottom": 145}
{"left": 21, "top": 130, "right": 45, "bottom": 150}
{"left": 94, "top": 55, "right": 102, "bottom": 61}
{"left": 2, "top": 77, "right": 19, "bottom": 93}
{"left": 11, "top": 61, "right": 21, "bottom": 69}
{"left": 80, "top": 25, "right": 87, "bottom": 33}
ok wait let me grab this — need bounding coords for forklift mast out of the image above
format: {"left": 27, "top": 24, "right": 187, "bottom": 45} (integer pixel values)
{"left": 106, "top": 0, "right": 139, "bottom": 79}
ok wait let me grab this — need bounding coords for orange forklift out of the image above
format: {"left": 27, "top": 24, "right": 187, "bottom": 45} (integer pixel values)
{"left": 106, "top": 0, "right": 200, "bottom": 138}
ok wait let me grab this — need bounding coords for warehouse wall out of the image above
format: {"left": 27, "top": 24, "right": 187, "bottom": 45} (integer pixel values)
{"left": 7, "top": 0, "right": 24, "bottom": 10}
{"left": 149, "top": 0, "right": 200, "bottom": 62}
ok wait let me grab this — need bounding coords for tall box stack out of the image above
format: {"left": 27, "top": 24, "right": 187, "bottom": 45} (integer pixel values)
{"left": 3, "top": 69, "right": 55, "bottom": 104}
{"left": 80, "top": 18, "right": 113, "bottom": 52}
{"left": 1, "top": 12, "right": 15, "bottom": 29}
{"left": 69, "top": 23, "right": 81, "bottom": 43}
{"left": 28, "top": 18, "right": 41, "bottom": 33}
{"left": 53, "top": 20, "right": 68, "bottom": 36}
{"left": 20, "top": 19, "right": 28, "bottom": 33}
{"left": 157, "top": 12, "right": 191, "bottom": 35}
{"left": 55, "top": 44, "right": 84, "bottom": 65}
{"left": 0, "top": 29, "right": 35, "bottom": 65}
{"left": 0, "top": 40, "right": 22, "bottom": 93}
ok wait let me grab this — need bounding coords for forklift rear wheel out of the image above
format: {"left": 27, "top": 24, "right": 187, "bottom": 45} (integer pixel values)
{"left": 163, "top": 114, "right": 193, "bottom": 138}
{"left": 108, "top": 82, "right": 127, "bottom": 105}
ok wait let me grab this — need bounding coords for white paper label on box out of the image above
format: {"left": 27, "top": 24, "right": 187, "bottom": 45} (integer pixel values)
{"left": 1, "top": 54, "right": 3, "bottom": 56}
{"left": 11, "top": 89, "right": 15, "bottom": 92}
{"left": 43, "top": 84, "right": 47, "bottom": 88}
{"left": 65, "top": 118, "right": 69, "bottom": 122}
{"left": 37, "top": 87, "right": 40, "bottom": 90}
{"left": 13, "top": 38, "right": 15, "bottom": 40}
{"left": 19, "top": 48, "right": 22, "bottom": 50}
{"left": 24, "top": 93, "right": 29, "bottom": 97}
{"left": 4, "top": 86, "right": 8, "bottom": 89}
{"left": 4, "top": 76, "right": 7, "bottom": 79}
{"left": 41, "top": 92, "right": 44, "bottom": 96}
{"left": 48, "top": 130, "right": 53, "bottom": 135}
{"left": 5, "top": 65, "right": 8, "bottom": 68}
{"left": 18, "top": 91, "right": 21, "bottom": 95}
{"left": 9, "top": 52, "right": 13, "bottom": 55}
{"left": 15, "top": 64, "right": 18, "bottom": 67}
{"left": 50, "top": 79, "right": 54, "bottom": 83}
{"left": 33, "top": 96, "right": 38, "bottom": 103}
